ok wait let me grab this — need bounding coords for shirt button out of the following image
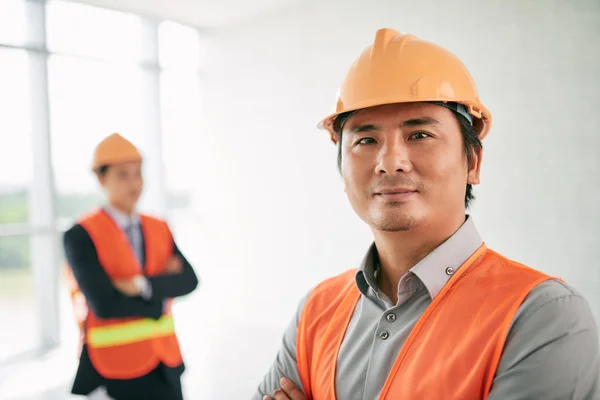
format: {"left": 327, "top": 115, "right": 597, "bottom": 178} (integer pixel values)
{"left": 386, "top": 313, "right": 396, "bottom": 322}
{"left": 445, "top": 267, "right": 454, "bottom": 276}
{"left": 379, "top": 331, "right": 389, "bottom": 340}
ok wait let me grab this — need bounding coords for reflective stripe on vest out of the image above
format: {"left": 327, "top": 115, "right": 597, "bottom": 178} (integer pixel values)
{"left": 88, "top": 315, "right": 175, "bottom": 348}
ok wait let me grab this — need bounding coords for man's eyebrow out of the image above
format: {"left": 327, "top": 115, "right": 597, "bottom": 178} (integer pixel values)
{"left": 347, "top": 117, "right": 440, "bottom": 133}
{"left": 401, "top": 117, "right": 440, "bottom": 127}
{"left": 347, "top": 124, "right": 378, "bottom": 134}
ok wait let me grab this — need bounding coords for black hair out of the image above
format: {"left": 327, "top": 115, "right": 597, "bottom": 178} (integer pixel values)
{"left": 455, "top": 112, "right": 482, "bottom": 209}
{"left": 335, "top": 109, "right": 482, "bottom": 209}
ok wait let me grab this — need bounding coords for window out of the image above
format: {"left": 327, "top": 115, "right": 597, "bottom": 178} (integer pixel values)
{"left": 0, "top": 48, "right": 36, "bottom": 361}
{"left": 46, "top": 1, "right": 148, "bottom": 227}
{"left": 0, "top": 0, "right": 27, "bottom": 46}
{"left": 160, "top": 72, "right": 201, "bottom": 208}
{"left": 48, "top": 55, "right": 145, "bottom": 226}
{"left": 0, "top": 49, "right": 32, "bottom": 225}
{"left": 0, "top": 235, "right": 36, "bottom": 360}
{"left": 159, "top": 22, "right": 205, "bottom": 210}
{"left": 46, "top": 0, "right": 143, "bottom": 62}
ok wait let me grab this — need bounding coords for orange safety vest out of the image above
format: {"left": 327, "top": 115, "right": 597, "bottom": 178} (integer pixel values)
{"left": 65, "top": 208, "right": 183, "bottom": 380}
{"left": 297, "top": 244, "right": 555, "bottom": 400}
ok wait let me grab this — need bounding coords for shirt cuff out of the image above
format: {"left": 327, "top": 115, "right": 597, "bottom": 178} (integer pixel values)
{"left": 133, "top": 276, "right": 153, "bottom": 300}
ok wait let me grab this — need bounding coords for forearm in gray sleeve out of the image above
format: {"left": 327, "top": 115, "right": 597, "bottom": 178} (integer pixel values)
{"left": 251, "top": 294, "right": 309, "bottom": 400}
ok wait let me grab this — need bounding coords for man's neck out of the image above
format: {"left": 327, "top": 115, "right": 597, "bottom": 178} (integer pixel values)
{"left": 373, "top": 215, "right": 467, "bottom": 304}
{"left": 107, "top": 202, "right": 135, "bottom": 218}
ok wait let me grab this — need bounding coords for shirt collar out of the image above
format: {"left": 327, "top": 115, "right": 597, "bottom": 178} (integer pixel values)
{"left": 355, "top": 242, "right": 380, "bottom": 295}
{"left": 355, "top": 216, "right": 483, "bottom": 300}
{"left": 104, "top": 205, "right": 140, "bottom": 230}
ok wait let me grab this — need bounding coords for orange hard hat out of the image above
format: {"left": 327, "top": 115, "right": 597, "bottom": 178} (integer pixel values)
{"left": 92, "top": 133, "right": 142, "bottom": 171}
{"left": 318, "top": 28, "right": 492, "bottom": 143}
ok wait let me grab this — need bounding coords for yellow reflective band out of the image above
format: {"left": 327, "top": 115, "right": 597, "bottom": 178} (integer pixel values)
{"left": 88, "top": 316, "right": 175, "bottom": 348}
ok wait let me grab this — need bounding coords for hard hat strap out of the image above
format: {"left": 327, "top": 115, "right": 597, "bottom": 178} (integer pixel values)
{"left": 334, "top": 102, "right": 474, "bottom": 136}
{"left": 429, "top": 102, "right": 474, "bottom": 126}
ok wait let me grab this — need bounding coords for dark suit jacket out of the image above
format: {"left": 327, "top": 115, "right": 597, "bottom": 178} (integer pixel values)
{"left": 63, "top": 223, "right": 198, "bottom": 399}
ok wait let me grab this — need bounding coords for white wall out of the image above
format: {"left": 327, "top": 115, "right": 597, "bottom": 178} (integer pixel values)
{"left": 179, "top": 0, "right": 600, "bottom": 397}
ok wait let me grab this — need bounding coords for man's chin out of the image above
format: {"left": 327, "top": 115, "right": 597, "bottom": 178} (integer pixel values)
{"left": 368, "top": 212, "right": 420, "bottom": 232}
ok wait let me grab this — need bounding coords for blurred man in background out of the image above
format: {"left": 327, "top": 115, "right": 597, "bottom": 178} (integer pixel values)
{"left": 255, "top": 28, "right": 600, "bottom": 400}
{"left": 64, "top": 133, "right": 198, "bottom": 400}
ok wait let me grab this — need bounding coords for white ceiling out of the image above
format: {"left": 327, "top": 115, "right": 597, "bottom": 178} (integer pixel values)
{"left": 71, "top": 0, "right": 302, "bottom": 29}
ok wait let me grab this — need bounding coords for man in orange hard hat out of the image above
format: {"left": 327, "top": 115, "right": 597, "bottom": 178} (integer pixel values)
{"left": 64, "top": 133, "right": 199, "bottom": 400}
{"left": 254, "top": 28, "right": 599, "bottom": 399}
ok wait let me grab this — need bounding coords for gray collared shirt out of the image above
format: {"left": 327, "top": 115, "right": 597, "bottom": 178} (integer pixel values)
{"left": 253, "top": 217, "right": 600, "bottom": 399}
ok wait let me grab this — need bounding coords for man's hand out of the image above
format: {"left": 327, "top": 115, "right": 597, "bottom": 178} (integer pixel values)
{"left": 263, "top": 378, "right": 307, "bottom": 400}
{"left": 163, "top": 256, "right": 183, "bottom": 275}
{"left": 112, "top": 277, "right": 141, "bottom": 297}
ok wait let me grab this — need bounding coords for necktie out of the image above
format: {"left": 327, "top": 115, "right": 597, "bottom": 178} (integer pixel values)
{"left": 125, "top": 223, "right": 143, "bottom": 268}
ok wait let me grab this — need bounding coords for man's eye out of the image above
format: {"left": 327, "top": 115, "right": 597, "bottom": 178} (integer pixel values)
{"left": 409, "top": 132, "right": 431, "bottom": 140}
{"left": 356, "top": 137, "right": 376, "bottom": 145}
